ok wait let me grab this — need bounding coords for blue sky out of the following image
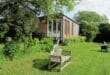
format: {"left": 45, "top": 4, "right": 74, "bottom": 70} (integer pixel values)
{"left": 64, "top": 0, "right": 110, "bottom": 20}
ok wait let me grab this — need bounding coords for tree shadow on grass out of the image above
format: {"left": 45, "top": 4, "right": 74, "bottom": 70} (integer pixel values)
{"left": 32, "top": 59, "right": 49, "bottom": 71}
{"left": 91, "top": 49, "right": 110, "bottom": 53}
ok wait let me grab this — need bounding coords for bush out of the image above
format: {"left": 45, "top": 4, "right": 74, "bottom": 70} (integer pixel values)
{"left": 40, "top": 38, "right": 53, "bottom": 52}
{"left": 32, "top": 29, "right": 45, "bottom": 40}
{"left": 3, "top": 41, "right": 20, "bottom": 60}
{"left": 27, "top": 38, "right": 39, "bottom": 47}
{"left": 72, "top": 36, "right": 86, "bottom": 42}
{"left": 94, "top": 23, "right": 110, "bottom": 42}
{"left": 62, "top": 36, "right": 86, "bottom": 46}
{"left": 61, "top": 39, "right": 69, "bottom": 46}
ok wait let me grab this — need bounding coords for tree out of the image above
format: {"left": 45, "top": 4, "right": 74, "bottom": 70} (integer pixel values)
{"left": 0, "top": 0, "right": 79, "bottom": 58}
{"left": 0, "top": 0, "right": 78, "bottom": 40}
{"left": 74, "top": 11, "right": 108, "bottom": 41}
{"left": 80, "top": 21, "right": 99, "bottom": 41}
{"left": 94, "top": 23, "right": 110, "bottom": 42}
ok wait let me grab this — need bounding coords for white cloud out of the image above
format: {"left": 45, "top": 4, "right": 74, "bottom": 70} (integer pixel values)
{"left": 64, "top": 0, "right": 110, "bottom": 21}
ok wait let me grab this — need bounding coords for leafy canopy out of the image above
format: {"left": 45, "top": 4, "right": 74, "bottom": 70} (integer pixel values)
{"left": 0, "top": 0, "right": 78, "bottom": 40}
{"left": 74, "top": 11, "right": 108, "bottom": 41}
{"left": 75, "top": 11, "right": 108, "bottom": 24}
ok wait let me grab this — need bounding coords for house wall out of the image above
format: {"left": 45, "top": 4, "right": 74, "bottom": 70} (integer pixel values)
{"left": 37, "top": 21, "right": 47, "bottom": 36}
{"left": 73, "top": 23, "right": 79, "bottom": 36}
{"left": 62, "top": 15, "right": 79, "bottom": 38}
{"left": 37, "top": 14, "right": 79, "bottom": 41}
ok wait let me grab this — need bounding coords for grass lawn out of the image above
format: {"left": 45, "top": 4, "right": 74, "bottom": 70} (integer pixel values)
{"left": 0, "top": 42, "right": 110, "bottom": 75}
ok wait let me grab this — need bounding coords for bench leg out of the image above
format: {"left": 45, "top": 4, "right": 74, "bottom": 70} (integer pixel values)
{"left": 58, "top": 62, "right": 62, "bottom": 72}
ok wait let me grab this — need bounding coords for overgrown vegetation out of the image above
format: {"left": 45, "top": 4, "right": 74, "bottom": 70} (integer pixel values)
{"left": 94, "top": 23, "right": 110, "bottom": 42}
{"left": 0, "top": 0, "right": 75, "bottom": 41}
{"left": 40, "top": 38, "right": 54, "bottom": 52}
{"left": 74, "top": 11, "right": 109, "bottom": 42}
{"left": 1, "top": 37, "right": 53, "bottom": 60}
{"left": 3, "top": 41, "right": 20, "bottom": 60}
{"left": 0, "top": 0, "right": 78, "bottom": 60}
{"left": 0, "top": 41, "right": 110, "bottom": 75}
{"left": 62, "top": 36, "right": 86, "bottom": 46}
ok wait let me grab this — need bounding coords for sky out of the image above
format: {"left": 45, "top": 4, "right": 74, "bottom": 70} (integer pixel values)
{"left": 64, "top": 0, "right": 110, "bottom": 20}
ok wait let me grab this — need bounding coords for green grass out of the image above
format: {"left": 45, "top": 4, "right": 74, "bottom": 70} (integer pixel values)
{"left": 0, "top": 42, "right": 110, "bottom": 75}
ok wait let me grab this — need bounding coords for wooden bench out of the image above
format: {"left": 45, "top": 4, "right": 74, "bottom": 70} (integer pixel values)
{"left": 100, "top": 42, "right": 110, "bottom": 52}
{"left": 101, "top": 45, "right": 108, "bottom": 52}
{"left": 48, "top": 45, "right": 71, "bottom": 71}
{"left": 100, "top": 42, "right": 107, "bottom": 52}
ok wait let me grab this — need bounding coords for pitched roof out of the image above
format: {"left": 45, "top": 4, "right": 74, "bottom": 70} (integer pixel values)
{"left": 38, "top": 13, "right": 78, "bottom": 24}
{"left": 60, "top": 13, "right": 78, "bottom": 24}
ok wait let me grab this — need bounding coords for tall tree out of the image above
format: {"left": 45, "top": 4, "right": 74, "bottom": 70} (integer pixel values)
{"left": 74, "top": 11, "right": 108, "bottom": 41}
{"left": 0, "top": 0, "right": 78, "bottom": 40}
{"left": 94, "top": 23, "right": 110, "bottom": 42}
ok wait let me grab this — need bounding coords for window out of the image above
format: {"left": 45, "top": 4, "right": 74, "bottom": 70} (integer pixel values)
{"left": 48, "top": 19, "right": 61, "bottom": 33}
{"left": 53, "top": 20, "right": 56, "bottom": 33}
{"left": 58, "top": 22, "right": 61, "bottom": 31}
{"left": 49, "top": 21, "right": 52, "bottom": 32}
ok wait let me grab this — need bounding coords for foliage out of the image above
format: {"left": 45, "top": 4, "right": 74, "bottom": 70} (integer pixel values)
{"left": 40, "top": 38, "right": 53, "bottom": 52}
{"left": 27, "top": 37, "right": 39, "bottom": 47}
{"left": 3, "top": 41, "right": 20, "bottom": 60}
{"left": 99, "top": 23, "right": 110, "bottom": 33}
{"left": 0, "top": 23, "right": 9, "bottom": 38}
{"left": 0, "top": 0, "right": 78, "bottom": 55}
{"left": 0, "top": 44, "right": 5, "bottom": 68}
{"left": 72, "top": 36, "right": 86, "bottom": 42}
{"left": 26, "top": 0, "right": 75, "bottom": 15}
{"left": 0, "top": 0, "right": 77, "bottom": 40}
{"left": 0, "top": 0, "right": 79, "bottom": 63}
{"left": 62, "top": 36, "right": 86, "bottom": 46}
{"left": 81, "top": 21, "right": 99, "bottom": 41}
{"left": 94, "top": 23, "right": 110, "bottom": 42}
{"left": 1, "top": 42, "right": 110, "bottom": 75}
{"left": 32, "top": 29, "right": 45, "bottom": 40}
{"left": 74, "top": 11, "right": 108, "bottom": 42}
{"left": 61, "top": 39, "right": 70, "bottom": 46}
{"left": 75, "top": 11, "right": 108, "bottom": 23}
{"left": 21, "top": 36, "right": 39, "bottom": 53}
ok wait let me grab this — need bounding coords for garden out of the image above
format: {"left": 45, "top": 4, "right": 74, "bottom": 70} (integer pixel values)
{"left": 1, "top": 0, "right": 110, "bottom": 75}
{"left": 0, "top": 38, "right": 110, "bottom": 75}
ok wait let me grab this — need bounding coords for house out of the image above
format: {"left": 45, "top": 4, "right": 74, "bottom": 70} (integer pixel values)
{"left": 36, "top": 13, "right": 79, "bottom": 42}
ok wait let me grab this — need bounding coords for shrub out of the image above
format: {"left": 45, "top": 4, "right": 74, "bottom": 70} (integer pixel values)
{"left": 79, "top": 36, "right": 86, "bottom": 42}
{"left": 72, "top": 36, "right": 86, "bottom": 42}
{"left": 62, "top": 36, "right": 86, "bottom": 46}
{"left": 27, "top": 38, "right": 38, "bottom": 47}
{"left": 32, "top": 29, "right": 45, "bottom": 40}
{"left": 61, "top": 39, "right": 69, "bottom": 46}
{"left": 40, "top": 38, "right": 53, "bottom": 52}
{"left": 3, "top": 41, "right": 19, "bottom": 60}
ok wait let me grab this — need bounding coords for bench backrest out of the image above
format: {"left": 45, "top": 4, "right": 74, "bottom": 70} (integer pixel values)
{"left": 51, "top": 45, "right": 62, "bottom": 56}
